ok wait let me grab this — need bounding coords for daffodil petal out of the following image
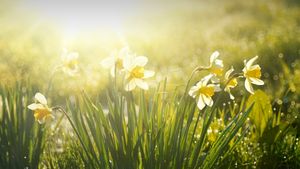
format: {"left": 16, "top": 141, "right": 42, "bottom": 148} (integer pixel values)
{"left": 27, "top": 103, "right": 44, "bottom": 110}
{"left": 225, "top": 66, "right": 234, "bottom": 79}
{"left": 213, "top": 84, "right": 222, "bottom": 92}
{"left": 189, "top": 86, "right": 199, "bottom": 97}
{"left": 134, "top": 56, "right": 148, "bottom": 66}
{"left": 135, "top": 79, "right": 149, "bottom": 90}
{"left": 143, "top": 70, "right": 155, "bottom": 78}
{"left": 203, "top": 95, "right": 213, "bottom": 107}
{"left": 101, "top": 57, "right": 115, "bottom": 68}
{"left": 229, "top": 92, "right": 235, "bottom": 100}
{"left": 210, "top": 51, "right": 219, "bottom": 64}
{"left": 110, "top": 66, "right": 116, "bottom": 77}
{"left": 202, "top": 74, "right": 213, "bottom": 85}
{"left": 35, "top": 93, "right": 47, "bottom": 105}
{"left": 68, "top": 52, "right": 79, "bottom": 60}
{"left": 215, "top": 59, "right": 224, "bottom": 67}
{"left": 245, "top": 78, "right": 254, "bottom": 94}
{"left": 246, "top": 56, "right": 258, "bottom": 68}
{"left": 123, "top": 55, "right": 135, "bottom": 70}
{"left": 249, "top": 77, "right": 264, "bottom": 85}
{"left": 197, "top": 95, "right": 206, "bottom": 110}
{"left": 125, "top": 79, "right": 136, "bottom": 91}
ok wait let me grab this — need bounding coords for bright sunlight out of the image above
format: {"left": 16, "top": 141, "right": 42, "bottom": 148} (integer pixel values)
{"left": 0, "top": 0, "right": 300, "bottom": 168}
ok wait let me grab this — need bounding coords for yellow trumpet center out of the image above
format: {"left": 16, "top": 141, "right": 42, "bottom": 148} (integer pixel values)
{"left": 210, "top": 67, "right": 223, "bottom": 76}
{"left": 199, "top": 86, "right": 215, "bottom": 97}
{"left": 131, "top": 66, "right": 144, "bottom": 78}
{"left": 227, "top": 78, "right": 238, "bottom": 88}
{"left": 245, "top": 67, "right": 261, "bottom": 79}
{"left": 34, "top": 108, "right": 52, "bottom": 121}
{"left": 65, "top": 59, "right": 78, "bottom": 69}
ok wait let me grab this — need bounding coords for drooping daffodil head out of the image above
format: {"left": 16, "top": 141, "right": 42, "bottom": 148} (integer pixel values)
{"left": 189, "top": 74, "right": 221, "bottom": 110}
{"left": 208, "top": 51, "right": 224, "bottom": 77}
{"left": 123, "top": 55, "right": 155, "bottom": 91}
{"left": 27, "top": 93, "right": 54, "bottom": 124}
{"left": 224, "top": 66, "right": 238, "bottom": 100}
{"left": 101, "top": 46, "right": 131, "bottom": 77}
{"left": 242, "top": 56, "right": 264, "bottom": 94}
{"left": 61, "top": 49, "right": 79, "bottom": 76}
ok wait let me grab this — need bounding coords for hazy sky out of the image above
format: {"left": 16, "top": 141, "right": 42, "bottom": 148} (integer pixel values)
{"left": 17, "top": 0, "right": 174, "bottom": 31}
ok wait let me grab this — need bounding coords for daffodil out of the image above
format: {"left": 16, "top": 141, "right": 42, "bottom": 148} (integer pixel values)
{"left": 28, "top": 93, "right": 53, "bottom": 124}
{"left": 123, "top": 55, "right": 155, "bottom": 91}
{"left": 61, "top": 49, "right": 79, "bottom": 76}
{"left": 101, "top": 47, "right": 131, "bottom": 77}
{"left": 208, "top": 51, "right": 224, "bottom": 76}
{"left": 224, "top": 67, "right": 238, "bottom": 100}
{"left": 189, "top": 74, "right": 221, "bottom": 110}
{"left": 243, "top": 56, "right": 264, "bottom": 94}
{"left": 203, "top": 51, "right": 224, "bottom": 83}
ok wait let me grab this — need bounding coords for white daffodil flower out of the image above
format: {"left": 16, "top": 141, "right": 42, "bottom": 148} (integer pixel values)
{"left": 243, "top": 56, "right": 264, "bottom": 94}
{"left": 123, "top": 55, "right": 155, "bottom": 91}
{"left": 224, "top": 67, "right": 238, "bottom": 100}
{"left": 101, "top": 47, "right": 131, "bottom": 77}
{"left": 207, "top": 51, "right": 224, "bottom": 83}
{"left": 27, "top": 92, "right": 53, "bottom": 124}
{"left": 189, "top": 74, "right": 221, "bottom": 110}
{"left": 61, "top": 49, "right": 79, "bottom": 76}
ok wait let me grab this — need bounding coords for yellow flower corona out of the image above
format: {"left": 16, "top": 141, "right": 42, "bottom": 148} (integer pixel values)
{"left": 243, "top": 56, "right": 264, "bottom": 94}
{"left": 209, "top": 66, "right": 223, "bottom": 77}
{"left": 130, "top": 66, "right": 145, "bottom": 79}
{"left": 27, "top": 93, "right": 53, "bottom": 124}
{"left": 245, "top": 67, "right": 261, "bottom": 79}
{"left": 198, "top": 86, "right": 215, "bottom": 97}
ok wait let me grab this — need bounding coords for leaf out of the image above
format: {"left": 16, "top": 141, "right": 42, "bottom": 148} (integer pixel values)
{"left": 246, "top": 90, "right": 273, "bottom": 136}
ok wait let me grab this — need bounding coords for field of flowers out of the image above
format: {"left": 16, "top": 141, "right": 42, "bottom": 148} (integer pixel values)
{"left": 0, "top": 0, "right": 300, "bottom": 168}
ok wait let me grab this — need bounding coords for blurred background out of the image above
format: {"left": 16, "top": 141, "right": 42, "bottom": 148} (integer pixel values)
{"left": 0, "top": 0, "right": 299, "bottom": 99}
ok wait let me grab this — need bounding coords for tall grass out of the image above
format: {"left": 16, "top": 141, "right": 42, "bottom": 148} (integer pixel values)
{"left": 60, "top": 78, "right": 253, "bottom": 169}
{"left": 0, "top": 84, "right": 45, "bottom": 169}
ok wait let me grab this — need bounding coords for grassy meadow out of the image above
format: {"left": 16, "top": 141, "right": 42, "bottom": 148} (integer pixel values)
{"left": 0, "top": 0, "right": 300, "bottom": 168}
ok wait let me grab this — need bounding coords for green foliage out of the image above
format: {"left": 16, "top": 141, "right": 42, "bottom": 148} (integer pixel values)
{"left": 0, "top": 85, "right": 45, "bottom": 169}
{"left": 246, "top": 90, "right": 273, "bottom": 137}
{"left": 63, "top": 79, "right": 253, "bottom": 169}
